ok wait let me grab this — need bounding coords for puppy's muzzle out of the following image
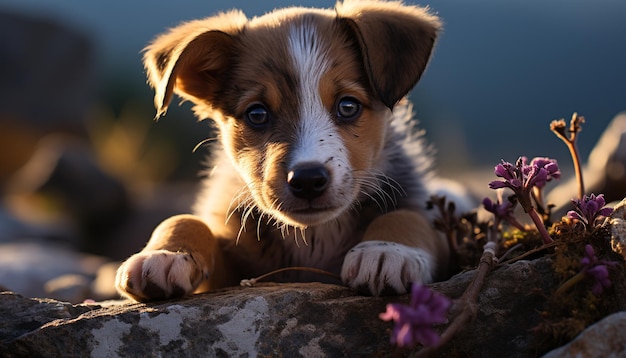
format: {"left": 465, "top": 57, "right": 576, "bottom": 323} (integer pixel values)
{"left": 287, "top": 163, "right": 330, "bottom": 200}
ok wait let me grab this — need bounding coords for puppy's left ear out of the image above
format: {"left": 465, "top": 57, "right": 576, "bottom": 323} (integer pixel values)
{"left": 337, "top": 1, "right": 441, "bottom": 109}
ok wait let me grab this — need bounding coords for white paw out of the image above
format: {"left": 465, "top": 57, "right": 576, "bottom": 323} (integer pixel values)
{"left": 115, "top": 249, "right": 209, "bottom": 302}
{"left": 340, "top": 240, "right": 433, "bottom": 296}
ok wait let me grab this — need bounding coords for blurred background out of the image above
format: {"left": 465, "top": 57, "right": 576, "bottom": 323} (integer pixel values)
{"left": 0, "top": 0, "right": 624, "bottom": 302}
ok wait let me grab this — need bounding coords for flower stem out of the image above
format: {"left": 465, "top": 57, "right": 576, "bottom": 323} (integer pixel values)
{"left": 416, "top": 241, "right": 498, "bottom": 357}
{"left": 566, "top": 140, "right": 585, "bottom": 200}
{"left": 554, "top": 271, "right": 586, "bottom": 296}
{"left": 527, "top": 207, "right": 553, "bottom": 244}
{"left": 551, "top": 113, "right": 585, "bottom": 199}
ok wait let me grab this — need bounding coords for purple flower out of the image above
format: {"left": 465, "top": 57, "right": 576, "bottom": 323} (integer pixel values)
{"left": 525, "top": 157, "right": 561, "bottom": 188}
{"left": 482, "top": 196, "right": 525, "bottom": 231}
{"left": 379, "top": 284, "right": 451, "bottom": 348}
{"left": 567, "top": 193, "right": 613, "bottom": 231}
{"left": 489, "top": 157, "right": 560, "bottom": 213}
{"left": 588, "top": 266, "right": 611, "bottom": 296}
{"left": 580, "top": 244, "right": 616, "bottom": 295}
{"left": 482, "top": 197, "right": 514, "bottom": 218}
{"left": 489, "top": 157, "right": 559, "bottom": 244}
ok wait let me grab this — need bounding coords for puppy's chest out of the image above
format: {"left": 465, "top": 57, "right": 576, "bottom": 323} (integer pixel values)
{"left": 274, "top": 221, "right": 364, "bottom": 272}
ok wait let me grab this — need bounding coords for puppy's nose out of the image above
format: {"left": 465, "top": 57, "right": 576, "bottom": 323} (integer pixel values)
{"left": 287, "top": 164, "right": 329, "bottom": 200}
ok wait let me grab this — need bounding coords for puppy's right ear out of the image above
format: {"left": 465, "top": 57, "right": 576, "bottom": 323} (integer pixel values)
{"left": 143, "top": 11, "right": 247, "bottom": 118}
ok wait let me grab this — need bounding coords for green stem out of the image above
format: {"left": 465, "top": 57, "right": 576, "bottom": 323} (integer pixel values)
{"left": 554, "top": 271, "right": 586, "bottom": 296}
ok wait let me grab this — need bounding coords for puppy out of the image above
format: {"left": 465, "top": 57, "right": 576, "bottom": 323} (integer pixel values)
{"left": 116, "top": 0, "right": 463, "bottom": 302}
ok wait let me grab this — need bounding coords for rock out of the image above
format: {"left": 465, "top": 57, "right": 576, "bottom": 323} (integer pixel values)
{"left": 5, "top": 135, "right": 132, "bottom": 256}
{"left": 606, "top": 198, "right": 626, "bottom": 259}
{"left": 541, "top": 311, "right": 626, "bottom": 358}
{"left": 0, "top": 292, "right": 96, "bottom": 346}
{"left": 0, "top": 242, "right": 108, "bottom": 302}
{"left": 43, "top": 274, "right": 92, "bottom": 304}
{"left": 0, "top": 10, "right": 96, "bottom": 182}
{"left": 1, "top": 258, "right": 560, "bottom": 357}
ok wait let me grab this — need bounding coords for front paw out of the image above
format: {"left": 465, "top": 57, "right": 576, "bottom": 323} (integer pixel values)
{"left": 115, "top": 250, "right": 209, "bottom": 302}
{"left": 341, "top": 241, "right": 434, "bottom": 296}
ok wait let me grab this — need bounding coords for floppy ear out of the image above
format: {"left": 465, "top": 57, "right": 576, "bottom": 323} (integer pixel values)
{"left": 336, "top": 1, "right": 441, "bottom": 109}
{"left": 143, "top": 11, "right": 247, "bottom": 118}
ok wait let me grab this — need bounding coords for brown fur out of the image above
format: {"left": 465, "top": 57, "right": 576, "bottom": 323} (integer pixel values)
{"left": 116, "top": 0, "right": 452, "bottom": 302}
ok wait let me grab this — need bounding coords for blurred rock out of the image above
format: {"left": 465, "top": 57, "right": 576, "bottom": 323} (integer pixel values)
{"left": 542, "top": 312, "right": 626, "bottom": 358}
{"left": 605, "top": 198, "right": 626, "bottom": 259}
{"left": 0, "top": 135, "right": 194, "bottom": 302}
{"left": 0, "top": 206, "right": 66, "bottom": 244}
{"left": 0, "top": 242, "right": 108, "bottom": 302}
{"left": 90, "top": 262, "right": 122, "bottom": 300}
{"left": 0, "top": 10, "right": 96, "bottom": 183}
{"left": 43, "top": 274, "right": 92, "bottom": 304}
{"left": 5, "top": 135, "right": 131, "bottom": 255}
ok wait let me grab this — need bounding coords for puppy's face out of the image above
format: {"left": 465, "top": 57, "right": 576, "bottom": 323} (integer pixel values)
{"left": 215, "top": 15, "right": 390, "bottom": 227}
{"left": 144, "top": 2, "right": 441, "bottom": 228}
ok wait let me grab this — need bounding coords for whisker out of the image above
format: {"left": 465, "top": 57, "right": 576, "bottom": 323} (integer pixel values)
{"left": 353, "top": 169, "right": 407, "bottom": 212}
{"left": 236, "top": 204, "right": 256, "bottom": 245}
{"left": 299, "top": 227, "right": 308, "bottom": 246}
{"left": 192, "top": 137, "right": 218, "bottom": 153}
{"left": 256, "top": 213, "right": 263, "bottom": 241}
{"left": 225, "top": 186, "right": 250, "bottom": 225}
{"left": 355, "top": 176, "right": 394, "bottom": 210}
{"left": 371, "top": 169, "right": 407, "bottom": 197}
{"left": 357, "top": 187, "right": 386, "bottom": 212}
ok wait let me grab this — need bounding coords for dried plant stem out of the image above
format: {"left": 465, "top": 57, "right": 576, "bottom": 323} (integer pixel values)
{"left": 499, "top": 241, "right": 559, "bottom": 266}
{"left": 551, "top": 113, "right": 585, "bottom": 199}
{"left": 240, "top": 266, "right": 341, "bottom": 287}
{"left": 565, "top": 139, "right": 584, "bottom": 200}
{"left": 416, "top": 241, "right": 499, "bottom": 357}
{"left": 497, "top": 243, "right": 524, "bottom": 263}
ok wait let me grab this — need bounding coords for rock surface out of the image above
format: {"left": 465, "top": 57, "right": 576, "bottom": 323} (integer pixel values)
{"left": 1, "top": 258, "right": 563, "bottom": 357}
{"left": 542, "top": 311, "right": 626, "bottom": 358}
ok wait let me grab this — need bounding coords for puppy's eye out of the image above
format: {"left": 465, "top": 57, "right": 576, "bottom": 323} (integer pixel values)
{"left": 244, "top": 104, "right": 270, "bottom": 128}
{"left": 336, "top": 97, "right": 361, "bottom": 122}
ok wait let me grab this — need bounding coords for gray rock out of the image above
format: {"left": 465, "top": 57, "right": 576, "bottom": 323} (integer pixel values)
{"left": 1, "top": 258, "right": 559, "bottom": 357}
{"left": 542, "top": 312, "right": 626, "bottom": 358}
{"left": 606, "top": 198, "right": 626, "bottom": 259}
{"left": 0, "top": 243, "right": 107, "bottom": 302}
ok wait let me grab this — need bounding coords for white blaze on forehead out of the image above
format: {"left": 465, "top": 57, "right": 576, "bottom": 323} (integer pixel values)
{"left": 288, "top": 21, "right": 343, "bottom": 165}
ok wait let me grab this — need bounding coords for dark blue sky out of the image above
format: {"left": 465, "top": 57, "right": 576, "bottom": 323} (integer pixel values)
{"left": 3, "top": 0, "right": 625, "bottom": 169}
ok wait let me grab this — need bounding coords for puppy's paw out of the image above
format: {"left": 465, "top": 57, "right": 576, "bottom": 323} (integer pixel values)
{"left": 341, "top": 240, "right": 433, "bottom": 296}
{"left": 115, "top": 250, "right": 209, "bottom": 302}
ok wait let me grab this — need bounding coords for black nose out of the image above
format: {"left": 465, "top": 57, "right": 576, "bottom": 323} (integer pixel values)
{"left": 287, "top": 164, "right": 330, "bottom": 200}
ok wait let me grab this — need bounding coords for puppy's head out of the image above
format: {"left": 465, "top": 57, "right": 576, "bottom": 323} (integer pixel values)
{"left": 144, "top": 1, "right": 440, "bottom": 228}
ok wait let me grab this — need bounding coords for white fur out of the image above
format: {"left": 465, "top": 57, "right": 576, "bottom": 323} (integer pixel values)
{"left": 341, "top": 240, "right": 433, "bottom": 294}
{"left": 116, "top": 250, "right": 206, "bottom": 299}
{"left": 288, "top": 22, "right": 350, "bottom": 189}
